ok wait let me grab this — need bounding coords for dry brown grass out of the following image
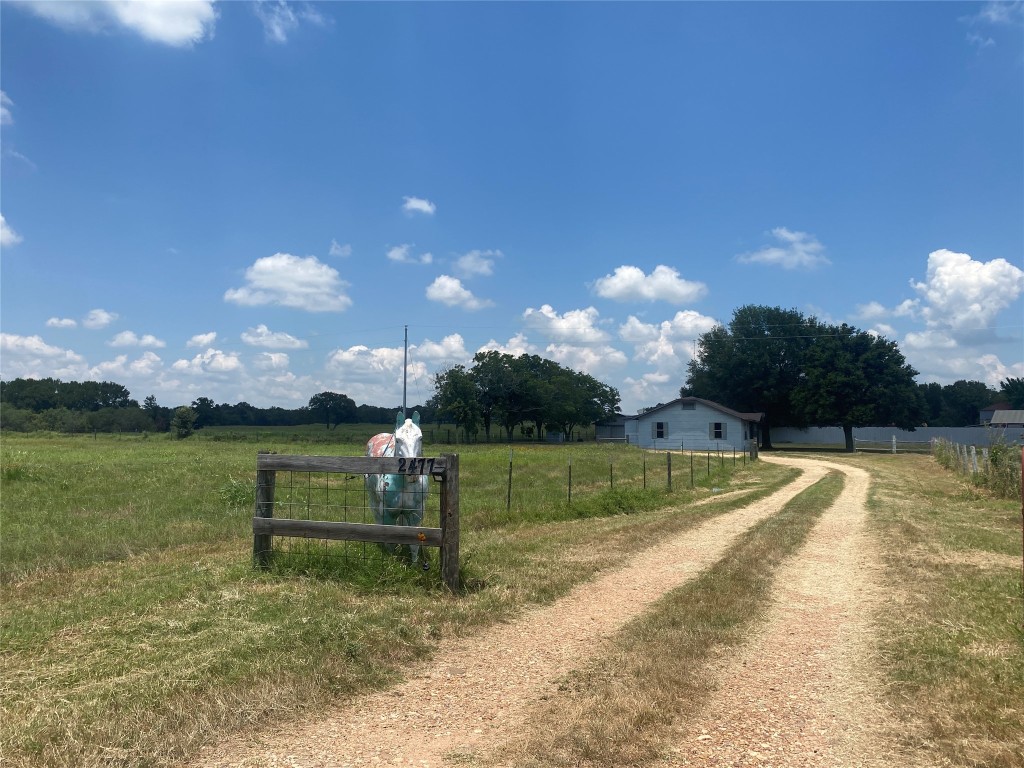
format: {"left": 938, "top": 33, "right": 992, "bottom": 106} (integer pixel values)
{"left": 796, "top": 451, "right": 1024, "bottom": 768}
{"left": 479, "top": 471, "right": 845, "bottom": 768}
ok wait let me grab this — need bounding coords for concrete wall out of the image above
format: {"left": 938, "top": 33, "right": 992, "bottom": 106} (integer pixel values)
{"left": 771, "top": 425, "right": 1024, "bottom": 447}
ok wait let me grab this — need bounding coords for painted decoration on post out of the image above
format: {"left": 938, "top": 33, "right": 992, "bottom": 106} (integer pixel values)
{"left": 365, "top": 411, "right": 429, "bottom": 565}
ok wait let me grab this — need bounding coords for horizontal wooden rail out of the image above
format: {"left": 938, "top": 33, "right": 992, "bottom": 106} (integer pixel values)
{"left": 257, "top": 453, "right": 448, "bottom": 476}
{"left": 253, "top": 517, "right": 443, "bottom": 547}
{"left": 254, "top": 451, "right": 460, "bottom": 591}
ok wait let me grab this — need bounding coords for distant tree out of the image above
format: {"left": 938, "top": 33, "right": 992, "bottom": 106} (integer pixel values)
{"left": 793, "top": 324, "right": 924, "bottom": 451}
{"left": 999, "top": 377, "right": 1024, "bottom": 409}
{"left": 939, "top": 380, "right": 998, "bottom": 426}
{"left": 171, "top": 407, "right": 196, "bottom": 439}
{"left": 918, "top": 382, "right": 944, "bottom": 426}
{"left": 685, "top": 305, "right": 818, "bottom": 449}
{"left": 308, "top": 391, "right": 357, "bottom": 429}
{"left": 191, "top": 397, "right": 217, "bottom": 428}
{"left": 430, "top": 364, "right": 482, "bottom": 439}
{"left": 0, "top": 377, "right": 62, "bottom": 412}
{"left": 469, "top": 351, "right": 510, "bottom": 440}
{"left": 546, "top": 367, "right": 620, "bottom": 441}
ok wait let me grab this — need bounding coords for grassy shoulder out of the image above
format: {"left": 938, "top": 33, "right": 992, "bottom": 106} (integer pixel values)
{"left": 854, "top": 452, "right": 1023, "bottom": 768}
{"left": 0, "top": 434, "right": 794, "bottom": 768}
{"left": 777, "top": 450, "right": 1024, "bottom": 768}
{"left": 484, "top": 469, "right": 845, "bottom": 767}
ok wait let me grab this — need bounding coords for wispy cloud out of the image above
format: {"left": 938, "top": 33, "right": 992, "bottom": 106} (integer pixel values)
{"left": 387, "top": 244, "right": 433, "bottom": 265}
{"left": 1, "top": 91, "right": 13, "bottom": 125}
{"left": 254, "top": 1, "right": 329, "bottom": 44}
{"left": 454, "top": 249, "right": 501, "bottom": 278}
{"left": 736, "top": 227, "right": 830, "bottom": 270}
{"left": 0, "top": 213, "right": 23, "bottom": 247}
{"left": 329, "top": 239, "right": 352, "bottom": 258}
{"left": 961, "top": 1, "right": 1023, "bottom": 50}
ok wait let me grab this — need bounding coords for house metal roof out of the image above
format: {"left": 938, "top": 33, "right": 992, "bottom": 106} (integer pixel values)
{"left": 630, "top": 397, "right": 764, "bottom": 424}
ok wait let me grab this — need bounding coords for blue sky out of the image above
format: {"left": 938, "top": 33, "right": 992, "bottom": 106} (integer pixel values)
{"left": 2, "top": 1, "right": 1022, "bottom": 415}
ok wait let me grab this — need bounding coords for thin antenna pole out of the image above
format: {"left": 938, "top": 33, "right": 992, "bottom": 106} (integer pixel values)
{"left": 403, "top": 324, "right": 408, "bottom": 418}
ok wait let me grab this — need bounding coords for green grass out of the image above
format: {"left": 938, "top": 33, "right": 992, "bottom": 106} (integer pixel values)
{"left": 0, "top": 431, "right": 784, "bottom": 768}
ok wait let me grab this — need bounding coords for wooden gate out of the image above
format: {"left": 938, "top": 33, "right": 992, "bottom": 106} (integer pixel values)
{"left": 252, "top": 452, "right": 460, "bottom": 591}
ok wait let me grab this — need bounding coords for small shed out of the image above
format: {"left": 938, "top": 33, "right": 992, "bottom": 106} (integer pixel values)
{"left": 980, "top": 402, "right": 1011, "bottom": 425}
{"left": 989, "top": 410, "right": 1024, "bottom": 428}
{"left": 626, "top": 397, "right": 763, "bottom": 451}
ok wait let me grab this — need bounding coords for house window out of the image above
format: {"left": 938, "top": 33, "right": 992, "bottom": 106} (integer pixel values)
{"left": 652, "top": 421, "right": 666, "bottom": 439}
{"left": 710, "top": 422, "right": 726, "bottom": 440}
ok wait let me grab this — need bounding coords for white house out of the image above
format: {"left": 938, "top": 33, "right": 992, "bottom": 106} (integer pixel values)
{"left": 625, "top": 397, "right": 763, "bottom": 451}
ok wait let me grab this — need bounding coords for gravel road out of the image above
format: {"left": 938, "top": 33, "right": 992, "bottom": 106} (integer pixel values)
{"left": 193, "top": 456, "right": 918, "bottom": 768}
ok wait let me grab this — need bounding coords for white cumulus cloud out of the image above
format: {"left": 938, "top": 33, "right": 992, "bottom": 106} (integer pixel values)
{"left": 325, "top": 343, "right": 430, "bottom": 406}
{"left": 402, "top": 196, "right": 436, "bottom": 216}
{"left": 737, "top": 227, "right": 830, "bottom": 269}
{"left": 224, "top": 253, "right": 352, "bottom": 312}
{"left": 426, "top": 275, "right": 494, "bottom": 310}
{"left": 108, "top": 331, "right": 166, "bottom": 348}
{"left": 241, "top": 324, "right": 308, "bottom": 349}
{"left": 522, "top": 305, "right": 609, "bottom": 343}
{"left": 19, "top": 0, "right": 217, "bottom": 47}
{"left": 172, "top": 348, "right": 243, "bottom": 374}
{"left": 593, "top": 265, "right": 707, "bottom": 304}
{"left": 83, "top": 309, "right": 118, "bottom": 329}
{"left": 909, "top": 249, "right": 1024, "bottom": 332}
{"left": 478, "top": 333, "right": 537, "bottom": 358}
{"left": 46, "top": 317, "right": 77, "bottom": 329}
{"left": 0, "top": 333, "right": 87, "bottom": 379}
{"left": 414, "top": 334, "right": 470, "bottom": 363}
{"left": 187, "top": 332, "right": 217, "bottom": 348}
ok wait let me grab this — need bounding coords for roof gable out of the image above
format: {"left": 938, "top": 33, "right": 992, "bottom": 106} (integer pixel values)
{"left": 633, "top": 397, "right": 763, "bottom": 423}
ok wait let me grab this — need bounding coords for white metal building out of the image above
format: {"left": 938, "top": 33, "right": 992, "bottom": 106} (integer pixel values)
{"left": 625, "top": 397, "right": 763, "bottom": 451}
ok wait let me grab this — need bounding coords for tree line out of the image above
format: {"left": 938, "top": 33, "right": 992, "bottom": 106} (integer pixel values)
{"left": 428, "top": 351, "right": 621, "bottom": 441}
{"left": 684, "top": 305, "right": 1023, "bottom": 451}
{"left": 0, "top": 377, "right": 434, "bottom": 435}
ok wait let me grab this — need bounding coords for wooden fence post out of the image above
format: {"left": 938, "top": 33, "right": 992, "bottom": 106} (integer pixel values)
{"left": 667, "top": 451, "right": 672, "bottom": 492}
{"left": 441, "top": 452, "right": 460, "bottom": 592}
{"left": 253, "top": 451, "right": 277, "bottom": 569}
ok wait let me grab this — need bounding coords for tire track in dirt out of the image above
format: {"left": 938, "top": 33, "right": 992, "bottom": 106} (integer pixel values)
{"left": 193, "top": 463, "right": 829, "bottom": 768}
{"left": 659, "top": 456, "right": 932, "bottom": 768}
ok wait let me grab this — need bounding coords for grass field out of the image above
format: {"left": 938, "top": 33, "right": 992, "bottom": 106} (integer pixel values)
{"left": 1, "top": 430, "right": 760, "bottom": 767}
{"left": 1, "top": 433, "right": 1021, "bottom": 767}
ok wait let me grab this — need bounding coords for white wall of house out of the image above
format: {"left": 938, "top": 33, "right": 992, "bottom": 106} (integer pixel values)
{"left": 632, "top": 401, "right": 754, "bottom": 451}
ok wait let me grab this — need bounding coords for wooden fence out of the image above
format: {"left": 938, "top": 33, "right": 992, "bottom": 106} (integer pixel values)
{"left": 253, "top": 452, "right": 460, "bottom": 591}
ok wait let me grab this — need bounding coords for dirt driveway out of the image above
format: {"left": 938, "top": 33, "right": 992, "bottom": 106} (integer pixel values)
{"left": 193, "top": 456, "right": 919, "bottom": 768}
